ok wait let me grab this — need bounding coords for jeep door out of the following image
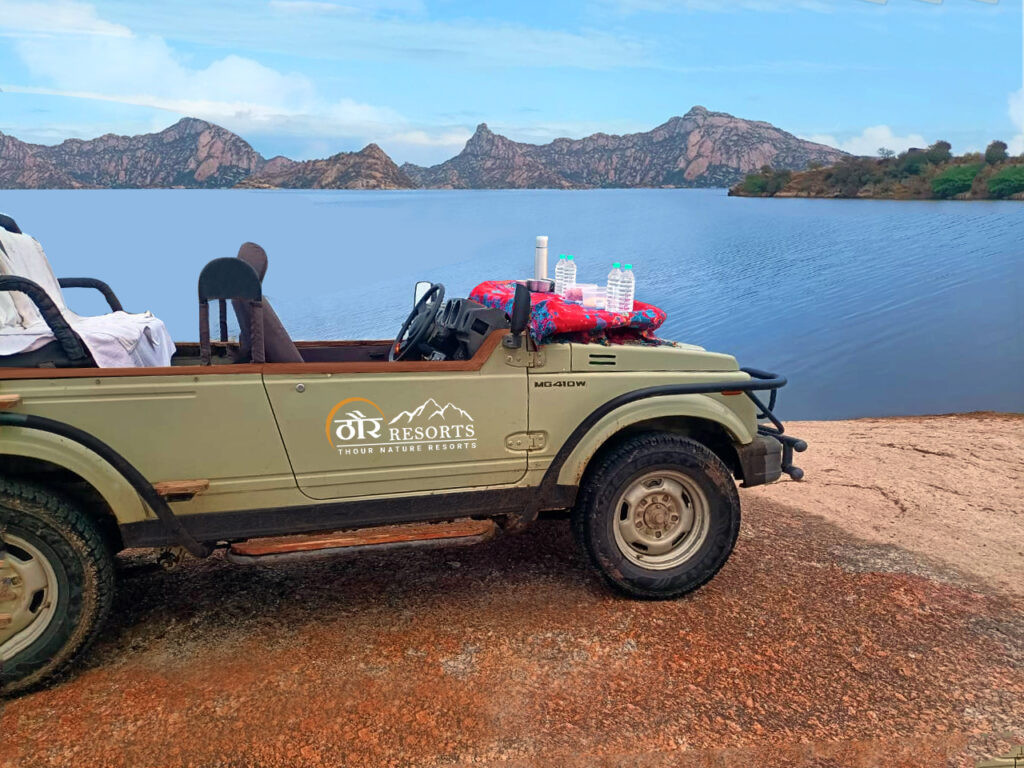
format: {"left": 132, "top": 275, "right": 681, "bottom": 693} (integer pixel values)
{"left": 262, "top": 345, "right": 527, "bottom": 500}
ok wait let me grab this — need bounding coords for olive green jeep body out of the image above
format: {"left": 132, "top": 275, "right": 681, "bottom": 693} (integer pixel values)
{"left": 2, "top": 334, "right": 787, "bottom": 545}
{"left": 0, "top": 224, "right": 805, "bottom": 693}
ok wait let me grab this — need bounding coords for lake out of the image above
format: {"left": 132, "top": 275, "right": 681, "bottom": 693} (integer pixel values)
{"left": 0, "top": 188, "right": 1020, "bottom": 420}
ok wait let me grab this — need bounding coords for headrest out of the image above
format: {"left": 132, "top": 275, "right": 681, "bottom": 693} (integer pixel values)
{"left": 237, "top": 242, "right": 267, "bottom": 283}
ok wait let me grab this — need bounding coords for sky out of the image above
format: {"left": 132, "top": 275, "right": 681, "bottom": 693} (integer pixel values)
{"left": 0, "top": 0, "right": 1022, "bottom": 166}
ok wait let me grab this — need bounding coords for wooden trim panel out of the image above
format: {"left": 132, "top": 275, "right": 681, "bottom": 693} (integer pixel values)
{"left": 0, "top": 394, "right": 21, "bottom": 410}
{"left": 0, "top": 330, "right": 509, "bottom": 380}
{"left": 153, "top": 479, "right": 210, "bottom": 498}
{"left": 295, "top": 339, "right": 392, "bottom": 348}
{"left": 172, "top": 339, "right": 392, "bottom": 351}
{"left": 230, "top": 519, "right": 495, "bottom": 556}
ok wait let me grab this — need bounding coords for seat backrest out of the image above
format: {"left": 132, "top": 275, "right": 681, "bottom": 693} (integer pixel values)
{"left": 233, "top": 242, "right": 302, "bottom": 364}
{"left": 0, "top": 240, "right": 20, "bottom": 329}
{"left": 0, "top": 228, "right": 68, "bottom": 328}
{"left": 198, "top": 257, "right": 264, "bottom": 365}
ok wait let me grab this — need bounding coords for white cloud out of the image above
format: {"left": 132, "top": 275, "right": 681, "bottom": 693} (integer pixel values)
{"left": 1008, "top": 88, "right": 1024, "bottom": 155}
{"left": 1, "top": 1, "right": 470, "bottom": 163}
{"left": 15, "top": 34, "right": 318, "bottom": 114}
{"left": 387, "top": 129, "right": 473, "bottom": 148}
{"left": 804, "top": 125, "right": 928, "bottom": 156}
{"left": 0, "top": 0, "right": 131, "bottom": 37}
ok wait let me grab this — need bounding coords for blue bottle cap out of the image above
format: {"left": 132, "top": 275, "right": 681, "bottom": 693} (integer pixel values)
{"left": 624, "top": 264, "right": 633, "bottom": 269}
{"left": 567, "top": 255, "right": 575, "bottom": 260}
{"left": 612, "top": 262, "right": 621, "bottom": 268}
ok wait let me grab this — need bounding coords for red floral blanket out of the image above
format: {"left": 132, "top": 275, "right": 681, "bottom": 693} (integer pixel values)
{"left": 469, "top": 280, "right": 667, "bottom": 345}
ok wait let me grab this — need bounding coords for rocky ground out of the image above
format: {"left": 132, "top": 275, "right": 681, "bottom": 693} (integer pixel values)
{"left": 0, "top": 413, "right": 1020, "bottom": 768}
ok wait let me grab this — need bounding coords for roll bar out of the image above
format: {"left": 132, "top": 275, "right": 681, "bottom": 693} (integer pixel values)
{"left": 58, "top": 277, "right": 124, "bottom": 313}
{"left": 0, "top": 274, "right": 90, "bottom": 362}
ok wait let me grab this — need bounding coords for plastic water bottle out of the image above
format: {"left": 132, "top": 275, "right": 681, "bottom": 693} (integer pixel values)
{"left": 554, "top": 254, "right": 568, "bottom": 295}
{"left": 619, "top": 264, "right": 635, "bottom": 314}
{"left": 564, "top": 255, "right": 577, "bottom": 295}
{"left": 607, "top": 262, "right": 623, "bottom": 312}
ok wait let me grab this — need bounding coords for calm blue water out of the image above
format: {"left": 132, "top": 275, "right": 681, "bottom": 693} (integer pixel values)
{"left": 1, "top": 189, "right": 1021, "bottom": 420}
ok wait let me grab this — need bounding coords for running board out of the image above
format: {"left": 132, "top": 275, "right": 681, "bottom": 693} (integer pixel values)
{"left": 224, "top": 518, "right": 496, "bottom": 564}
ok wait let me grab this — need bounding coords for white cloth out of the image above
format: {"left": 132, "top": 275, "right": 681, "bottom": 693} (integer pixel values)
{"left": 0, "top": 229, "right": 175, "bottom": 367}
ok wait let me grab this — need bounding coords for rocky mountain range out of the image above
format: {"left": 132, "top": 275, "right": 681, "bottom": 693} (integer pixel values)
{"left": 0, "top": 108, "right": 846, "bottom": 190}
{"left": 402, "top": 107, "right": 846, "bottom": 189}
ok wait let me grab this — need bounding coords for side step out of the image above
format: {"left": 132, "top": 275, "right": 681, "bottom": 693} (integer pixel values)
{"left": 225, "top": 518, "right": 496, "bottom": 564}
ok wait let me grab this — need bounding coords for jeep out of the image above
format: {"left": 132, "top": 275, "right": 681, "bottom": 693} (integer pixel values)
{"left": 0, "top": 218, "right": 805, "bottom": 693}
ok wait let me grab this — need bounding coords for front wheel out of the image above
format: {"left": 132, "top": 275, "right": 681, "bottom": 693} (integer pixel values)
{"left": 0, "top": 479, "right": 115, "bottom": 695}
{"left": 573, "top": 433, "right": 741, "bottom": 599}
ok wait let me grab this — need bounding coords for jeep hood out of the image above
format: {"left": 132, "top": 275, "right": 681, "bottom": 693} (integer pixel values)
{"left": 568, "top": 343, "right": 739, "bottom": 373}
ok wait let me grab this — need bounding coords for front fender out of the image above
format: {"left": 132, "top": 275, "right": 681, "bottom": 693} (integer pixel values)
{"left": 555, "top": 392, "right": 754, "bottom": 487}
{"left": 0, "top": 427, "right": 149, "bottom": 524}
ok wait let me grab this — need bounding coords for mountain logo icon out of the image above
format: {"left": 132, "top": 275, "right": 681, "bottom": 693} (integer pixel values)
{"left": 388, "top": 398, "right": 474, "bottom": 425}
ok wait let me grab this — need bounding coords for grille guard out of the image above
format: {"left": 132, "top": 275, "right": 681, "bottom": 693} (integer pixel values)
{"left": 740, "top": 367, "right": 807, "bottom": 481}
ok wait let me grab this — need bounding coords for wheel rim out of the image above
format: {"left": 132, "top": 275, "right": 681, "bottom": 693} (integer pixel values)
{"left": 611, "top": 470, "right": 711, "bottom": 570}
{"left": 0, "top": 533, "right": 60, "bottom": 661}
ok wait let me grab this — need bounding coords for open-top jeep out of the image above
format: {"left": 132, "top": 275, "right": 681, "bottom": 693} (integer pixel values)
{"left": 0, "top": 216, "right": 805, "bottom": 694}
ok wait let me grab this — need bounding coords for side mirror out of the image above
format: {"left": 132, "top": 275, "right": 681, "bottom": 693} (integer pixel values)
{"left": 413, "top": 281, "right": 431, "bottom": 307}
{"left": 507, "top": 282, "right": 532, "bottom": 347}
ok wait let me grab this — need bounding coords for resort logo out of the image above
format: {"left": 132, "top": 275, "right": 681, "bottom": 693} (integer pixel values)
{"left": 325, "top": 397, "right": 477, "bottom": 456}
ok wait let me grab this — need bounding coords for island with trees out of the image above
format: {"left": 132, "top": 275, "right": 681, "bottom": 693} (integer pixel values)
{"left": 729, "top": 140, "right": 1024, "bottom": 200}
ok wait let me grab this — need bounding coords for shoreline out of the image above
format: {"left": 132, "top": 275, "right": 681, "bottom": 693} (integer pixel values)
{"left": 730, "top": 190, "right": 1024, "bottom": 201}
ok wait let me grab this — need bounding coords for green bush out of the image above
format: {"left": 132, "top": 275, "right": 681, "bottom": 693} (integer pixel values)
{"left": 931, "top": 164, "right": 981, "bottom": 199}
{"left": 925, "top": 140, "right": 953, "bottom": 164}
{"left": 896, "top": 151, "right": 929, "bottom": 176}
{"left": 985, "top": 141, "right": 1008, "bottom": 165}
{"left": 737, "top": 168, "right": 790, "bottom": 196}
{"left": 741, "top": 173, "right": 767, "bottom": 195}
{"left": 826, "top": 157, "right": 882, "bottom": 196}
{"left": 763, "top": 169, "right": 791, "bottom": 195}
{"left": 987, "top": 166, "right": 1024, "bottom": 198}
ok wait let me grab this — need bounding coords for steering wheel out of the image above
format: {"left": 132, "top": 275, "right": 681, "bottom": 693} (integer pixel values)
{"left": 390, "top": 282, "right": 445, "bottom": 361}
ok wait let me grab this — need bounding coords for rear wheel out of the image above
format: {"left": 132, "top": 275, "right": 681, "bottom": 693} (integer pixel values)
{"left": 573, "top": 433, "right": 741, "bottom": 599}
{"left": 0, "top": 479, "right": 114, "bottom": 695}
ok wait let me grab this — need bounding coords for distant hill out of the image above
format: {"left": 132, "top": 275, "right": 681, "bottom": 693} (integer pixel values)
{"left": 0, "top": 108, "right": 848, "bottom": 190}
{"left": 236, "top": 144, "right": 413, "bottom": 190}
{"left": 402, "top": 107, "right": 847, "bottom": 189}
{"left": 0, "top": 118, "right": 265, "bottom": 189}
{"left": 729, "top": 140, "right": 1024, "bottom": 200}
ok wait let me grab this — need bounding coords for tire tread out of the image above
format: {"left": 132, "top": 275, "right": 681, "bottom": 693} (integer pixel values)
{"left": 0, "top": 477, "right": 114, "bottom": 695}
{"left": 572, "top": 432, "right": 741, "bottom": 599}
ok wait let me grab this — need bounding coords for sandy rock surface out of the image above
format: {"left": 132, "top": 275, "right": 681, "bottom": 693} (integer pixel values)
{"left": 0, "top": 413, "right": 1021, "bottom": 767}
{"left": 751, "top": 413, "right": 1023, "bottom": 598}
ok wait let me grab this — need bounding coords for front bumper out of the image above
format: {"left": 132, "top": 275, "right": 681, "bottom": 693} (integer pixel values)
{"left": 738, "top": 434, "right": 784, "bottom": 487}
{"left": 736, "top": 367, "right": 807, "bottom": 486}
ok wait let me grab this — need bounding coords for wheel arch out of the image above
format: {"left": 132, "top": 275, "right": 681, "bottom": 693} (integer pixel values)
{"left": 0, "top": 430, "right": 150, "bottom": 551}
{"left": 555, "top": 393, "right": 754, "bottom": 489}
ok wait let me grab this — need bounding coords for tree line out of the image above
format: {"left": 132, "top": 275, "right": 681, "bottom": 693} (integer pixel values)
{"left": 733, "top": 140, "right": 1024, "bottom": 200}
